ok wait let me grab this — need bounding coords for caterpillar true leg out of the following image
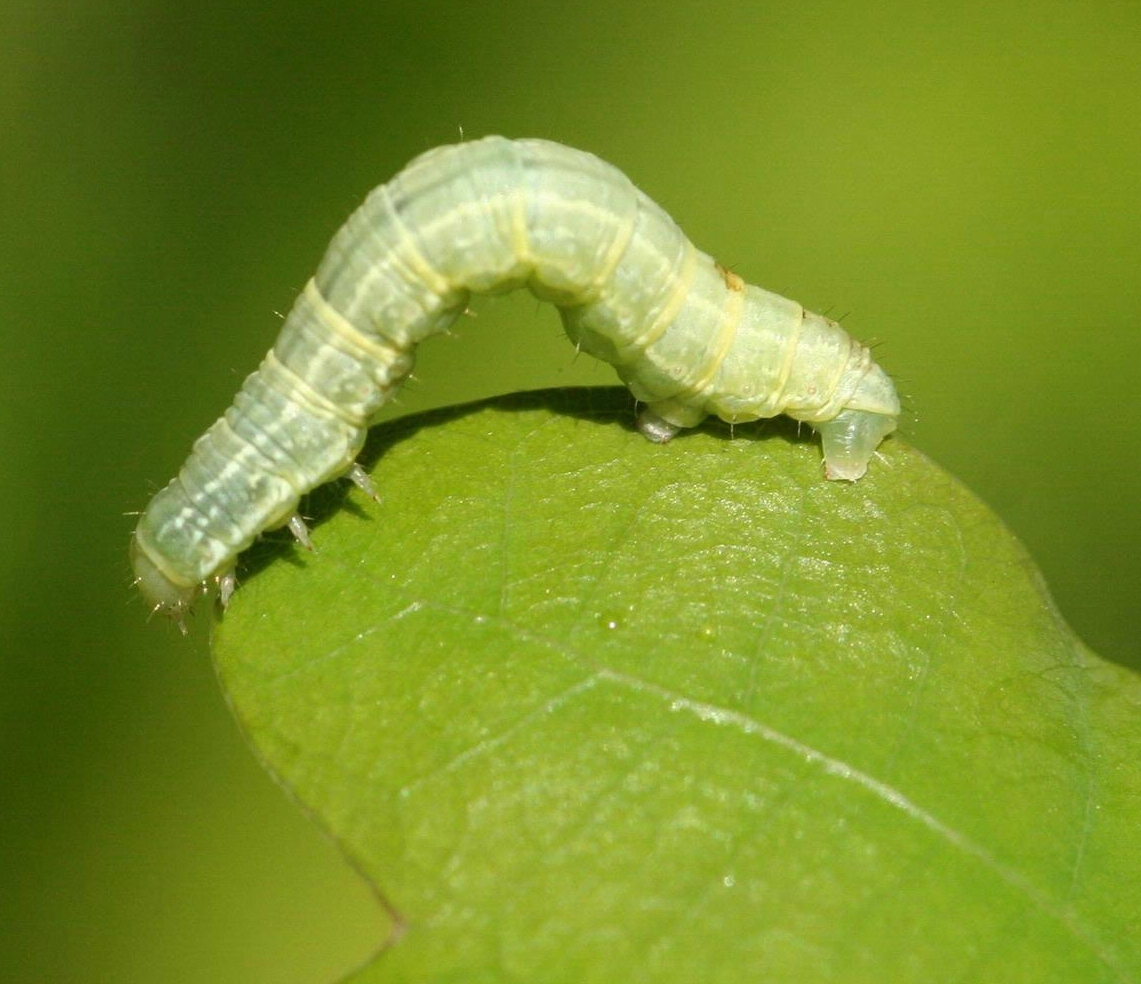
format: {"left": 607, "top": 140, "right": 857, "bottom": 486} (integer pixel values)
{"left": 218, "top": 571, "right": 237, "bottom": 609}
{"left": 287, "top": 514, "right": 314, "bottom": 550}
{"left": 347, "top": 463, "right": 379, "bottom": 501}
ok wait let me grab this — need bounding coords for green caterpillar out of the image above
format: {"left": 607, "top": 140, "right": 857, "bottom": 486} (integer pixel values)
{"left": 131, "top": 136, "right": 899, "bottom": 626}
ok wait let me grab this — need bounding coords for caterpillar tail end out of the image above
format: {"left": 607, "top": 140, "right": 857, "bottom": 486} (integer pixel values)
{"left": 130, "top": 532, "right": 198, "bottom": 631}
{"left": 816, "top": 409, "right": 897, "bottom": 482}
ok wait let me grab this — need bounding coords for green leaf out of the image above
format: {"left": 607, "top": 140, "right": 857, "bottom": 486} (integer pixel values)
{"left": 212, "top": 388, "right": 1141, "bottom": 984}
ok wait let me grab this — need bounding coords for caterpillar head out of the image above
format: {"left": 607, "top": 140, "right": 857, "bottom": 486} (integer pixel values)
{"left": 130, "top": 533, "right": 197, "bottom": 631}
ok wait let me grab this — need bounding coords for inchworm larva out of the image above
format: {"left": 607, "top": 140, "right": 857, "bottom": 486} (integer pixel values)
{"left": 131, "top": 136, "right": 899, "bottom": 627}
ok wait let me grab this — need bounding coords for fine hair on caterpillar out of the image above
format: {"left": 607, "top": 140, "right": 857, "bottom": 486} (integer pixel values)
{"left": 131, "top": 136, "right": 899, "bottom": 629}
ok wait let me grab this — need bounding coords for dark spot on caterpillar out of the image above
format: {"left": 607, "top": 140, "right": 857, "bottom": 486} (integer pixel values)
{"left": 716, "top": 262, "right": 746, "bottom": 292}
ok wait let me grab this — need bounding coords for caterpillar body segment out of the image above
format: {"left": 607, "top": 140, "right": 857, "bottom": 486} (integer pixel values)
{"left": 132, "top": 136, "right": 899, "bottom": 622}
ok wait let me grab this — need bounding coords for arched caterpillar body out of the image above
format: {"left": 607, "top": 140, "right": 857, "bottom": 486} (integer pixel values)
{"left": 131, "top": 136, "right": 899, "bottom": 624}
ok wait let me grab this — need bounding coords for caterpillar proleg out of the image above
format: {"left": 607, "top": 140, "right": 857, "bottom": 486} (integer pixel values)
{"left": 131, "top": 136, "right": 899, "bottom": 626}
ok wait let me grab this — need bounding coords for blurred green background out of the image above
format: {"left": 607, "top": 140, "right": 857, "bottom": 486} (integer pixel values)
{"left": 2, "top": 0, "right": 1138, "bottom": 981}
